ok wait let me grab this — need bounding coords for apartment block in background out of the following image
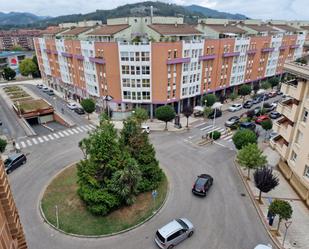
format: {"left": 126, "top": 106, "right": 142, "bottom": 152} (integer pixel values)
{"left": 0, "top": 160, "right": 27, "bottom": 248}
{"left": 34, "top": 17, "right": 308, "bottom": 120}
{"left": 271, "top": 62, "right": 309, "bottom": 207}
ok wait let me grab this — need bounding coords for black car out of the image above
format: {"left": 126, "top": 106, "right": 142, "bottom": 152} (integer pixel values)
{"left": 4, "top": 153, "right": 27, "bottom": 174}
{"left": 74, "top": 107, "right": 85, "bottom": 115}
{"left": 240, "top": 122, "right": 256, "bottom": 131}
{"left": 46, "top": 89, "right": 55, "bottom": 96}
{"left": 192, "top": 174, "right": 213, "bottom": 196}
{"left": 269, "top": 111, "right": 281, "bottom": 119}
{"left": 225, "top": 116, "right": 240, "bottom": 127}
{"left": 243, "top": 100, "right": 254, "bottom": 109}
{"left": 208, "top": 109, "right": 222, "bottom": 119}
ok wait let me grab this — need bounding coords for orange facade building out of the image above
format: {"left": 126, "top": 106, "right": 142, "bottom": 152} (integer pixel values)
{"left": 0, "top": 160, "right": 27, "bottom": 249}
{"left": 34, "top": 17, "right": 309, "bottom": 119}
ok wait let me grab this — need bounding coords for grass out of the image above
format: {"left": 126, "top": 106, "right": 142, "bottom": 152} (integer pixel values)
{"left": 3, "top": 86, "right": 22, "bottom": 92}
{"left": 41, "top": 165, "right": 168, "bottom": 236}
{"left": 8, "top": 92, "right": 30, "bottom": 99}
{"left": 18, "top": 99, "right": 51, "bottom": 113}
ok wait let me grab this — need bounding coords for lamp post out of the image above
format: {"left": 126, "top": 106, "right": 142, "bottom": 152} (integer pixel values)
{"left": 282, "top": 221, "right": 292, "bottom": 247}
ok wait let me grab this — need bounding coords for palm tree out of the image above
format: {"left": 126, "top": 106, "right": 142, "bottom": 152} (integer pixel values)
{"left": 254, "top": 167, "right": 279, "bottom": 203}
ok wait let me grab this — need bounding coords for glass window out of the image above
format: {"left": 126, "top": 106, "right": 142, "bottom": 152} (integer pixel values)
{"left": 120, "top": 52, "right": 129, "bottom": 61}
{"left": 130, "top": 66, "right": 135, "bottom": 75}
{"left": 291, "top": 151, "right": 297, "bottom": 162}
{"left": 135, "top": 52, "right": 140, "bottom": 61}
{"left": 142, "top": 66, "right": 150, "bottom": 75}
{"left": 302, "top": 109, "right": 308, "bottom": 122}
{"left": 142, "top": 79, "right": 150, "bottom": 87}
{"left": 296, "top": 131, "right": 303, "bottom": 144}
{"left": 304, "top": 165, "right": 309, "bottom": 178}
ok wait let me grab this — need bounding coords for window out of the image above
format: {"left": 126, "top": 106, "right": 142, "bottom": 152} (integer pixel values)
{"left": 302, "top": 109, "right": 308, "bottom": 122}
{"left": 135, "top": 52, "right": 140, "bottom": 61}
{"left": 132, "top": 92, "right": 136, "bottom": 100}
{"left": 122, "top": 78, "right": 130, "bottom": 87}
{"left": 167, "top": 231, "right": 181, "bottom": 242}
{"left": 167, "top": 78, "right": 171, "bottom": 87}
{"left": 136, "top": 66, "right": 140, "bottom": 75}
{"left": 168, "top": 50, "right": 172, "bottom": 59}
{"left": 120, "top": 52, "right": 129, "bottom": 61}
{"left": 295, "top": 131, "right": 303, "bottom": 145}
{"left": 130, "top": 66, "right": 135, "bottom": 75}
{"left": 131, "top": 79, "right": 136, "bottom": 87}
{"left": 122, "top": 65, "right": 129, "bottom": 74}
{"left": 172, "top": 89, "right": 176, "bottom": 97}
{"left": 129, "top": 52, "right": 134, "bottom": 61}
{"left": 142, "top": 79, "right": 150, "bottom": 87}
{"left": 183, "top": 63, "right": 189, "bottom": 72}
{"left": 136, "top": 79, "right": 141, "bottom": 88}
{"left": 123, "top": 91, "right": 131, "bottom": 99}
{"left": 141, "top": 52, "right": 150, "bottom": 61}
{"left": 142, "top": 66, "right": 150, "bottom": 75}
{"left": 142, "top": 91, "right": 150, "bottom": 100}
{"left": 291, "top": 151, "right": 297, "bottom": 162}
{"left": 174, "top": 50, "right": 177, "bottom": 58}
{"left": 304, "top": 165, "right": 309, "bottom": 178}
{"left": 137, "top": 92, "right": 141, "bottom": 100}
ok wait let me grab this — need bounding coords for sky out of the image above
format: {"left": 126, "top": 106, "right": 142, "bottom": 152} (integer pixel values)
{"left": 0, "top": 0, "right": 308, "bottom": 20}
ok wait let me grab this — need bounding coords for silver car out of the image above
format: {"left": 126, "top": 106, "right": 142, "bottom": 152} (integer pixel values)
{"left": 155, "top": 218, "right": 194, "bottom": 249}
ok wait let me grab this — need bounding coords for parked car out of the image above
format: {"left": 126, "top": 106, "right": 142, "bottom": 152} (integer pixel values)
{"left": 67, "top": 102, "right": 79, "bottom": 110}
{"left": 269, "top": 111, "right": 281, "bottom": 119}
{"left": 276, "top": 90, "right": 283, "bottom": 95}
{"left": 263, "top": 103, "right": 275, "bottom": 112}
{"left": 225, "top": 116, "right": 240, "bottom": 127}
{"left": 192, "top": 174, "right": 213, "bottom": 196}
{"left": 4, "top": 153, "right": 27, "bottom": 174}
{"left": 42, "top": 87, "right": 49, "bottom": 92}
{"left": 254, "top": 244, "right": 272, "bottom": 249}
{"left": 46, "top": 89, "right": 55, "bottom": 96}
{"left": 141, "top": 125, "right": 150, "bottom": 134}
{"left": 74, "top": 107, "right": 85, "bottom": 115}
{"left": 243, "top": 100, "right": 254, "bottom": 109}
{"left": 228, "top": 103, "right": 242, "bottom": 112}
{"left": 248, "top": 106, "right": 262, "bottom": 116}
{"left": 208, "top": 109, "right": 222, "bottom": 119}
{"left": 268, "top": 91, "right": 277, "bottom": 98}
{"left": 255, "top": 115, "right": 270, "bottom": 124}
{"left": 240, "top": 122, "right": 256, "bottom": 131}
{"left": 155, "top": 218, "right": 194, "bottom": 249}
{"left": 36, "top": 84, "right": 43, "bottom": 89}
{"left": 0, "top": 119, "right": 2, "bottom": 126}
{"left": 253, "top": 96, "right": 263, "bottom": 104}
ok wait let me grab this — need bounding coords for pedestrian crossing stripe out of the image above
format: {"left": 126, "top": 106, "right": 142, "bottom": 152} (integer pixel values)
{"left": 26, "top": 140, "right": 32, "bottom": 146}
{"left": 21, "top": 141, "right": 26, "bottom": 148}
{"left": 67, "top": 129, "right": 74, "bottom": 135}
{"left": 48, "top": 134, "right": 54, "bottom": 140}
{"left": 200, "top": 125, "right": 213, "bottom": 131}
{"left": 72, "top": 128, "right": 79, "bottom": 134}
{"left": 62, "top": 131, "right": 70, "bottom": 136}
{"left": 58, "top": 131, "right": 64, "bottom": 137}
{"left": 38, "top": 137, "right": 44, "bottom": 143}
{"left": 53, "top": 133, "right": 60, "bottom": 139}
{"left": 32, "top": 138, "right": 38, "bottom": 144}
{"left": 42, "top": 136, "right": 49, "bottom": 141}
{"left": 77, "top": 127, "right": 83, "bottom": 132}
{"left": 89, "top": 124, "right": 96, "bottom": 129}
{"left": 81, "top": 126, "right": 88, "bottom": 131}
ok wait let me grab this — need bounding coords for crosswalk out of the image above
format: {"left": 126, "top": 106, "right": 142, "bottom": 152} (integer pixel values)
{"left": 15, "top": 124, "right": 96, "bottom": 150}
{"left": 197, "top": 123, "right": 234, "bottom": 143}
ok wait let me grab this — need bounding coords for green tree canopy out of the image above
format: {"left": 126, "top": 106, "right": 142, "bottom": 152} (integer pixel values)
{"left": 268, "top": 199, "right": 293, "bottom": 232}
{"left": 155, "top": 105, "right": 176, "bottom": 130}
{"left": 295, "top": 57, "right": 307, "bottom": 65}
{"left": 11, "top": 45, "right": 24, "bottom": 51}
{"left": 81, "top": 98, "right": 96, "bottom": 120}
{"left": 261, "top": 119, "right": 273, "bottom": 131}
{"left": 261, "top": 81, "right": 271, "bottom": 90}
{"left": 202, "top": 94, "right": 217, "bottom": 107}
{"left": 232, "top": 129, "right": 257, "bottom": 150}
{"left": 237, "top": 143, "right": 267, "bottom": 178}
{"left": 238, "top": 85, "right": 252, "bottom": 98}
{"left": 182, "top": 105, "right": 193, "bottom": 128}
{"left": 3, "top": 67, "right": 16, "bottom": 81}
{"left": 132, "top": 107, "right": 148, "bottom": 124}
{"left": 268, "top": 77, "right": 280, "bottom": 89}
{"left": 0, "top": 138, "right": 7, "bottom": 153}
{"left": 19, "top": 58, "right": 37, "bottom": 77}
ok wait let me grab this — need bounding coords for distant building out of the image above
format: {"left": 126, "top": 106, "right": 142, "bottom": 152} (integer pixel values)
{"left": 0, "top": 159, "right": 27, "bottom": 248}
{"left": 0, "top": 51, "right": 34, "bottom": 75}
{"left": 0, "top": 29, "right": 40, "bottom": 50}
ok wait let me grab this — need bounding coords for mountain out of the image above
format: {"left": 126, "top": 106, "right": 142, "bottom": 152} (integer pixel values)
{"left": 0, "top": 12, "right": 49, "bottom": 26}
{"left": 185, "top": 5, "right": 248, "bottom": 20}
{"left": 0, "top": 1, "right": 249, "bottom": 29}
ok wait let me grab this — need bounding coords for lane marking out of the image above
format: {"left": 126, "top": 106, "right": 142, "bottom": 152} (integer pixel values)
{"left": 72, "top": 128, "right": 79, "bottom": 134}
{"left": 77, "top": 127, "right": 84, "bottom": 132}
{"left": 85, "top": 125, "right": 93, "bottom": 130}
{"left": 58, "top": 131, "right": 65, "bottom": 137}
{"left": 32, "top": 138, "right": 38, "bottom": 144}
{"left": 67, "top": 129, "right": 74, "bottom": 135}
{"left": 62, "top": 131, "right": 70, "bottom": 136}
{"left": 81, "top": 126, "right": 88, "bottom": 131}
{"left": 200, "top": 125, "right": 213, "bottom": 131}
{"left": 48, "top": 134, "right": 54, "bottom": 140}
{"left": 194, "top": 122, "right": 207, "bottom": 128}
{"left": 21, "top": 141, "right": 26, "bottom": 148}
{"left": 89, "top": 124, "right": 96, "bottom": 129}
{"left": 16, "top": 143, "right": 20, "bottom": 149}
{"left": 42, "top": 136, "right": 49, "bottom": 141}
{"left": 26, "top": 140, "right": 32, "bottom": 146}
{"left": 38, "top": 137, "right": 44, "bottom": 143}
{"left": 53, "top": 133, "right": 60, "bottom": 139}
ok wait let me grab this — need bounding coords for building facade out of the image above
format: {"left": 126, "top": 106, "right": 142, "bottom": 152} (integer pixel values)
{"left": 0, "top": 30, "right": 40, "bottom": 51}
{"left": 34, "top": 17, "right": 308, "bottom": 119}
{"left": 271, "top": 62, "right": 309, "bottom": 207}
{"left": 0, "top": 160, "right": 27, "bottom": 249}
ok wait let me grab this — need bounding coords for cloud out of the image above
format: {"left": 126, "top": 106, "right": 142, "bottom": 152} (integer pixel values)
{"left": 1, "top": 0, "right": 308, "bottom": 20}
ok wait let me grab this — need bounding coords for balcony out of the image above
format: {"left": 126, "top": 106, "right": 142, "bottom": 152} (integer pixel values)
{"left": 222, "top": 52, "right": 240, "bottom": 58}
{"left": 166, "top": 57, "right": 190, "bottom": 65}
{"left": 261, "top": 47, "right": 275, "bottom": 53}
{"left": 270, "top": 135, "right": 289, "bottom": 160}
{"left": 280, "top": 79, "right": 305, "bottom": 100}
{"left": 89, "top": 57, "right": 105, "bottom": 64}
{"left": 276, "top": 99, "right": 299, "bottom": 122}
{"left": 283, "top": 62, "right": 309, "bottom": 80}
{"left": 199, "top": 54, "right": 216, "bottom": 61}
{"left": 273, "top": 117, "right": 294, "bottom": 142}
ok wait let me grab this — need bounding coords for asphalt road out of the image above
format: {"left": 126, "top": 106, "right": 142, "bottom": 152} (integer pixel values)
{"left": 8, "top": 127, "right": 274, "bottom": 249}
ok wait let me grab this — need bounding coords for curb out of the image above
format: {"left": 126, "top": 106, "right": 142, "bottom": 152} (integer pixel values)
{"left": 233, "top": 157, "right": 283, "bottom": 249}
{"left": 39, "top": 163, "right": 170, "bottom": 238}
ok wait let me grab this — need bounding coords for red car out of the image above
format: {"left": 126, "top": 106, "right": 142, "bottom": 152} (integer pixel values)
{"left": 268, "top": 91, "right": 277, "bottom": 98}
{"left": 255, "top": 115, "right": 270, "bottom": 124}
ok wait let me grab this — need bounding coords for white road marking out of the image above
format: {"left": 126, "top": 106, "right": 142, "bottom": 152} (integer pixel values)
{"left": 67, "top": 129, "right": 74, "bottom": 135}
{"left": 26, "top": 140, "right": 32, "bottom": 146}
{"left": 81, "top": 126, "right": 89, "bottom": 131}
{"left": 72, "top": 128, "right": 79, "bottom": 134}
{"left": 48, "top": 134, "right": 54, "bottom": 140}
{"left": 62, "top": 131, "right": 70, "bottom": 136}
{"left": 42, "top": 136, "right": 49, "bottom": 141}
{"left": 16, "top": 143, "right": 20, "bottom": 149}
{"left": 228, "top": 139, "right": 233, "bottom": 142}
{"left": 85, "top": 125, "right": 93, "bottom": 130}
{"left": 21, "top": 141, "right": 26, "bottom": 148}
{"left": 207, "top": 127, "right": 222, "bottom": 134}
{"left": 58, "top": 131, "right": 65, "bottom": 137}
{"left": 38, "top": 137, "right": 44, "bottom": 143}
{"left": 77, "top": 127, "right": 84, "bottom": 132}
{"left": 200, "top": 125, "right": 213, "bottom": 131}
{"left": 32, "top": 138, "right": 38, "bottom": 144}
{"left": 89, "top": 124, "right": 96, "bottom": 129}
{"left": 53, "top": 133, "right": 60, "bottom": 139}
{"left": 223, "top": 135, "right": 233, "bottom": 140}
{"left": 194, "top": 122, "right": 207, "bottom": 128}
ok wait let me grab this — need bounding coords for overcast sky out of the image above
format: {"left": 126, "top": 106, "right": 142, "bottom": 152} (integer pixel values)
{"left": 1, "top": 0, "right": 308, "bottom": 20}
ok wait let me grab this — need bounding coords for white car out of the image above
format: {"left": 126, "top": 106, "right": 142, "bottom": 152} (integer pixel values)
{"left": 254, "top": 244, "right": 272, "bottom": 249}
{"left": 141, "top": 125, "right": 150, "bottom": 134}
{"left": 228, "top": 103, "right": 243, "bottom": 112}
{"left": 67, "top": 102, "right": 79, "bottom": 110}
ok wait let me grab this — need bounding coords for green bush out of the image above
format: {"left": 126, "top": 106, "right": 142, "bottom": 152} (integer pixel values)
{"left": 232, "top": 129, "right": 257, "bottom": 150}
{"left": 209, "top": 130, "right": 221, "bottom": 140}
{"left": 229, "top": 92, "right": 238, "bottom": 101}
{"left": 0, "top": 138, "right": 7, "bottom": 153}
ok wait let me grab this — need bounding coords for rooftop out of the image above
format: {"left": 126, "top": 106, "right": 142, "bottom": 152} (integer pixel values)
{"left": 61, "top": 26, "right": 94, "bottom": 36}
{"left": 203, "top": 24, "right": 246, "bottom": 34}
{"left": 243, "top": 24, "right": 278, "bottom": 33}
{"left": 300, "top": 26, "right": 309, "bottom": 31}
{"left": 271, "top": 24, "right": 300, "bottom": 33}
{"left": 148, "top": 24, "right": 202, "bottom": 36}
{"left": 40, "top": 27, "right": 68, "bottom": 35}
{"left": 0, "top": 51, "right": 33, "bottom": 58}
{"left": 87, "top": 24, "right": 130, "bottom": 36}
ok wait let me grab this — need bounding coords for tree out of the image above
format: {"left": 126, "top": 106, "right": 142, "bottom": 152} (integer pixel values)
{"left": 3, "top": 67, "right": 16, "bottom": 81}
{"left": 182, "top": 105, "right": 193, "bottom": 128}
{"left": 132, "top": 107, "right": 148, "bottom": 125}
{"left": 268, "top": 200, "right": 293, "bottom": 232}
{"left": 261, "top": 81, "right": 271, "bottom": 90}
{"left": 254, "top": 167, "right": 279, "bottom": 202}
{"left": 232, "top": 129, "right": 257, "bottom": 150}
{"left": 203, "top": 106, "right": 212, "bottom": 119}
{"left": 110, "top": 154, "right": 141, "bottom": 205}
{"left": 19, "top": 58, "right": 37, "bottom": 77}
{"left": 238, "top": 85, "right": 252, "bottom": 101}
{"left": 80, "top": 98, "right": 96, "bottom": 120}
{"left": 155, "top": 105, "right": 176, "bottom": 130}
{"left": 268, "top": 77, "right": 280, "bottom": 89}
{"left": 237, "top": 143, "right": 267, "bottom": 179}
{"left": 32, "top": 56, "right": 41, "bottom": 78}
{"left": 119, "top": 118, "right": 163, "bottom": 192}
{"left": 253, "top": 83, "right": 260, "bottom": 94}
{"left": 0, "top": 138, "right": 7, "bottom": 153}
{"left": 229, "top": 92, "right": 238, "bottom": 101}
{"left": 261, "top": 119, "right": 273, "bottom": 140}
{"left": 295, "top": 57, "right": 307, "bottom": 65}
{"left": 202, "top": 94, "right": 217, "bottom": 107}
{"left": 11, "top": 45, "right": 24, "bottom": 51}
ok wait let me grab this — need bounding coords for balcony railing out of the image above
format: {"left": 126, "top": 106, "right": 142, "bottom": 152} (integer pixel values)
{"left": 276, "top": 101, "right": 298, "bottom": 122}
{"left": 166, "top": 57, "right": 190, "bottom": 65}
{"left": 222, "top": 52, "right": 240, "bottom": 58}
{"left": 246, "top": 50, "right": 257, "bottom": 55}
{"left": 89, "top": 57, "right": 105, "bottom": 64}
{"left": 290, "top": 44, "right": 300, "bottom": 49}
{"left": 280, "top": 79, "right": 305, "bottom": 100}
{"left": 61, "top": 52, "right": 73, "bottom": 58}
{"left": 261, "top": 47, "right": 275, "bottom": 52}
{"left": 273, "top": 118, "right": 294, "bottom": 142}
{"left": 270, "top": 135, "right": 289, "bottom": 159}
{"left": 283, "top": 62, "right": 309, "bottom": 80}
{"left": 198, "top": 54, "right": 216, "bottom": 61}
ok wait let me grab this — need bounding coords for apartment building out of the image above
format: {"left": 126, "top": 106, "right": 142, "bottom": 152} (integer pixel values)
{"left": 0, "top": 160, "right": 27, "bottom": 248}
{"left": 271, "top": 62, "right": 309, "bottom": 207}
{"left": 0, "top": 29, "right": 40, "bottom": 50}
{"left": 34, "top": 17, "right": 308, "bottom": 119}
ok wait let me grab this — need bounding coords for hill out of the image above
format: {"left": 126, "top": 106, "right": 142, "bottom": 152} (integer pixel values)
{"left": 0, "top": 12, "right": 48, "bottom": 26}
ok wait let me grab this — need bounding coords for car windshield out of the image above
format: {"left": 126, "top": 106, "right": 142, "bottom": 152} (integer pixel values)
{"left": 176, "top": 219, "right": 189, "bottom": 229}
{"left": 156, "top": 231, "right": 165, "bottom": 243}
{"left": 195, "top": 177, "right": 207, "bottom": 188}
{"left": 4, "top": 158, "right": 12, "bottom": 167}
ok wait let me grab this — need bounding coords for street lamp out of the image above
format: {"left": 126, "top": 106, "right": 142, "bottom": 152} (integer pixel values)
{"left": 282, "top": 220, "right": 292, "bottom": 247}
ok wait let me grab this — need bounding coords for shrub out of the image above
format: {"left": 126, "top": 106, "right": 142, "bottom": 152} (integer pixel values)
{"left": 202, "top": 94, "right": 217, "bottom": 107}
{"left": 0, "top": 138, "right": 7, "bottom": 153}
{"left": 209, "top": 130, "right": 221, "bottom": 140}
{"left": 229, "top": 92, "right": 238, "bottom": 101}
{"left": 232, "top": 129, "right": 257, "bottom": 150}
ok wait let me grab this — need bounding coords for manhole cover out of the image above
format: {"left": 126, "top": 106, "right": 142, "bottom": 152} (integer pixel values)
{"left": 240, "top": 193, "right": 246, "bottom": 197}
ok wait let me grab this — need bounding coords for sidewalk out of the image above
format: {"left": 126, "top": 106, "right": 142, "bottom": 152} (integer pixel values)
{"left": 241, "top": 147, "right": 309, "bottom": 249}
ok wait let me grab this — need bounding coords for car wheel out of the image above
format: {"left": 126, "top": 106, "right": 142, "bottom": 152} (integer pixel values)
{"left": 7, "top": 170, "right": 11, "bottom": 174}
{"left": 188, "top": 231, "right": 194, "bottom": 237}
{"left": 22, "top": 160, "right": 26, "bottom": 165}
{"left": 167, "top": 245, "right": 174, "bottom": 249}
